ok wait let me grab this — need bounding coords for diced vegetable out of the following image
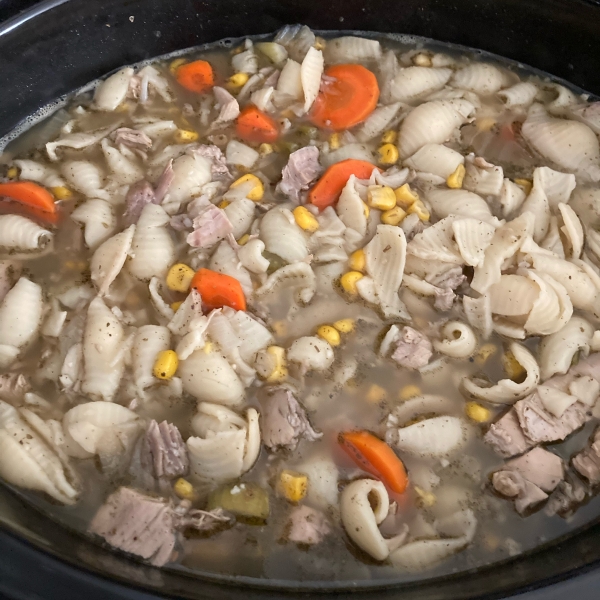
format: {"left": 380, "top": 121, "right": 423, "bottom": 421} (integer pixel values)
{"left": 366, "top": 384, "right": 387, "bottom": 403}
{"left": 309, "top": 64, "right": 380, "bottom": 130}
{"left": 308, "top": 159, "right": 377, "bottom": 210}
{"left": 175, "top": 59, "right": 214, "bottom": 93}
{"left": 166, "top": 263, "right": 195, "bottom": 293}
{"left": 0, "top": 182, "right": 56, "bottom": 215}
{"left": 381, "top": 206, "right": 407, "bottom": 225}
{"left": 207, "top": 482, "right": 270, "bottom": 521}
{"left": 465, "top": 402, "right": 491, "bottom": 423}
{"left": 407, "top": 199, "right": 430, "bottom": 221}
{"left": 340, "top": 271, "right": 364, "bottom": 296}
{"left": 174, "top": 478, "right": 196, "bottom": 500}
{"left": 367, "top": 185, "right": 396, "bottom": 211}
{"left": 191, "top": 268, "right": 247, "bottom": 311}
{"left": 51, "top": 186, "right": 72, "bottom": 200}
{"left": 153, "top": 350, "right": 179, "bottom": 380}
{"left": 230, "top": 174, "right": 264, "bottom": 201}
{"left": 333, "top": 318, "right": 355, "bottom": 333}
{"left": 277, "top": 470, "right": 308, "bottom": 502}
{"left": 399, "top": 385, "right": 421, "bottom": 401}
{"left": 292, "top": 206, "right": 319, "bottom": 232}
{"left": 339, "top": 430, "right": 409, "bottom": 494}
{"left": 174, "top": 129, "right": 199, "bottom": 143}
{"left": 446, "top": 164, "right": 466, "bottom": 189}
{"left": 348, "top": 249, "right": 366, "bottom": 272}
{"left": 236, "top": 106, "right": 279, "bottom": 143}
{"left": 377, "top": 143, "right": 399, "bottom": 165}
{"left": 316, "top": 325, "right": 341, "bottom": 346}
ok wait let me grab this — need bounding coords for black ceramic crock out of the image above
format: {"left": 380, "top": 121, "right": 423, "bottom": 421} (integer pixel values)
{"left": 1, "top": 0, "right": 600, "bottom": 598}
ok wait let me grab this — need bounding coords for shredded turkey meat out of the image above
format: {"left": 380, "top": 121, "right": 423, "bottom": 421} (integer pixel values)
{"left": 286, "top": 505, "right": 331, "bottom": 545}
{"left": 277, "top": 146, "right": 321, "bottom": 202}
{"left": 141, "top": 420, "right": 189, "bottom": 479}
{"left": 573, "top": 427, "right": 600, "bottom": 485}
{"left": 391, "top": 326, "right": 433, "bottom": 370}
{"left": 0, "top": 373, "right": 30, "bottom": 404}
{"left": 112, "top": 127, "right": 153, "bottom": 150}
{"left": 124, "top": 160, "right": 174, "bottom": 224}
{"left": 186, "top": 144, "right": 231, "bottom": 179}
{"left": 186, "top": 205, "right": 233, "bottom": 248}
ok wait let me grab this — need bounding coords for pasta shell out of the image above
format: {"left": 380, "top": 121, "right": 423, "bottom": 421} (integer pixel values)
{"left": 499, "top": 178, "right": 526, "bottom": 217}
{"left": 295, "top": 452, "right": 339, "bottom": 509}
{"left": 425, "top": 188, "right": 494, "bottom": 223}
{"left": 71, "top": 199, "right": 116, "bottom": 249}
{"left": 275, "top": 59, "right": 303, "bottom": 105}
{"left": 149, "top": 276, "right": 175, "bottom": 320}
{"left": 489, "top": 274, "right": 539, "bottom": 316}
{"left": 168, "top": 288, "right": 202, "bottom": 336}
{"left": 336, "top": 175, "right": 368, "bottom": 236}
{"left": 558, "top": 202, "right": 584, "bottom": 259}
{"left": 533, "top": 166, "right": 576, "bottom": 208}
{"left": 452, "top": 218, "right": 496, "bottom": 267}
{"left": 0, "top": 215, "right": 52, "bottom": 252}
{"left": 388, "top": 416, "right": 467, "bottom": 457}
{"left": 223, "top": 198, "right": 255, "bottom": 239}
{"left": 433, "top": 321, "right": 477, "bottom": 358}
{"left": 132, "top": 325, "right": 171, "bottom": 393}
{"left": 323, "top": 36, "right": 381, "bottom": 64}
{"left": 226, "top": 308, "right": 274, "bottom": 363}
{"left": 524, "top": 270, "right": 573, "bottom": 335}
{"left": 90, "top": 225, "right": 135, "bottom": 295}
{"left": 260, "top": 207, "right": 309, "bottom": 263}
{"left": 46, "top": 126, "right": 117, "bottom": 162}
{"left": 287, "top": 336, "right": 334, "bottom": 372}
{"left": 398, "top": 99, "right": 475, "bottom": 158}
{"left": 61, "top": 160, "right": 109, "bottom": 200}
{"left": 389, "top": 67, "right": 452, "bottom": 102}
{"left": 81, "top": 297, "right": 125, "bottom": 402}
{"left": 463, "top": 293, "right": 492, "bottom": 339}
{"left": 356, "top": 102, "right": 404, "bottom": 143}
{"left": 209, "top": 240, "right": 253, "bottom": 297}
{"left": 238, "top": 238, "right": 270, "bottom": 274}
{"left": 403, "top": 144, "right": 464, "bottom": 179}
{"left": 463, "top": 158, "right": 504, "bottom": 196}
{"left": 0, "top": 277, "right": 43, "bottom": 354}
{"left": 232, "top": 47, "right": 258, "bottom": 74}
{"left": 521, "top": 104, "right": 600, "bottom": 174}
{"left": 101, "top": 139, "right": 144, "bottom": 185}
{"left": 94, "top": 67, "right": 134, "bottom": 111}
{"left": 166, "top": 154, "right": 212, "bottom": 205}
{"left": 255, "top": 262, "right": 317, "bottom": 303}
{"left": 301, "top": 47, "right": 323, "bottom": 113}
{"left": 179, "top": 349, "right": 245, "bottom": 406}
{"left": 498, "top": 81, "right": 538, "bottom": 108}
{"left": 540, "top": 216, "right": 566, "bottom": 258}
{"left": 14, "top": 159, "right": 65, "bottom": 186}
{"left": 322, "top": 143, "right": 376, "bottom": 167}
{"left": 408, "top": 216, "right": 463, "bottom": 264}
{"left": 451, "top": 63, "right": 507, "bottom": 95}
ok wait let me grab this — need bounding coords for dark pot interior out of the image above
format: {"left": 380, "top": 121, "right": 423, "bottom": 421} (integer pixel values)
{"left": 2, "top": 0, "right": 600, "bottom": 598}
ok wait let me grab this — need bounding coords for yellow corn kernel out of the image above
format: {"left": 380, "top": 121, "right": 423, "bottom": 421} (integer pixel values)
{"left": 477, "top": 117, "right": 496, "bottom": 132}
{"left": 271, "top": 321, "right": 287, "bottom": 337}
{"left": 51, "top": 186, "right": 72, "bottom": 200}
{"left": 475, "top": 343, "right": 498, "bottom": 365}
{"left": 292, "top": 205, "right": 319, "bottom": 232}
{"left": 153, "top": 350, "right": 179, "bottom": 380}
{"left": 465, "top": 401, "right": 491, "bottom": 423}
{"left": 366, "top": 384, "right": 387, "bottom": 403}
{"left": 169, "top": 58, "right": 187, "bottom": 74}
{"left": 317, "top": 325, "right": 341, "bottom": 347}
{"left": 237, "top": 233, "right": 250, "bottom": 246}
{"left": 174, "top": 129, "right": 199, "bottom": 144}
{"left": 226, "top": 72, "right": 249, "bottom": 90}
{"left": 314, "top": 36, "right": 327, "bottom": 51}
{"left": 259, "top": 143, "right": 273, "bottom": 156}
{"left": 378, "top": 143, "right": 399, "bottom": 166}
{"left": 367, "top": 185, "right": 396, "bottom": 211}
{"left": 381, "top": 130, "right": 397, "bottom": 144}
{"left": 514, "top": 178, "right": 533, "bottom": 195}
{"left": 413, "top": 52, "right": 433, "bottom": 67}
{"left": 329, "top": 132, "right": 341, "bottom": 150}
{"left": 174, "top": 478, "right": 195, "bottom": 500}
{"left": 266, "top": 345, "right": 288, "bottom": 382}
{"left": 203, "top": 341, "right": 214, "bottom": 354}
{"left": 171, "top": 301, "right": 182, "bottom": 312}
{"left": 414, "top": 486, "right": 436, "bottom": 507}
{"left": 381, "top": 206, "right": 407, "bottom": 226}
{"left": 362, "top": 201, "right": 370, "bottom": 219}
{"left": 399, "top": 385, "right": 421, "bottom": 401}
{"left": 447, "top": 164, "right": 466, "bottom": 189}
{"left": 333, "top": 318, "right": 355, "bottom": 334}
{"left": 166, "top": 263, "right": 195, "bottom": 293}
{"left": 394, "top": 183, "right": 419, "bottom": 207}
{"left": 230, "top": 173, "right": 264, "bottom": 201}
{"left": 218, "top": 199, "right": 231, "bottom": 209}
{"left": 278, "top": 470, "right": 308, "bottom": 502}
{"left": 348, "top": 249, "right": 366, "bottom": 272}
{"left": 340, "top": 271, "right": 364, "bottom": 296}
{"left": 407, "top": 198, "right": 430, "bottom": 221}
{"left": 6, "top": 166, "right": 18, "bottom": 179}
{"left": 502, "top": 350, "right": 526, "bottom": 381}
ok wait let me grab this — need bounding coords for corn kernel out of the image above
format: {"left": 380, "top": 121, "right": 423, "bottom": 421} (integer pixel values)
{"left": 292, "top": 205, "right": 319, "bottom": 232}
{"left": 502, "top": 351, "right": 526, "bottom": 381}
{"left": 394, "top": 183, "right": 419, "bottom": 207}
{"left": 166, "top": 263, "right": 195, "bottom": 293}
{"left": 381, "top": 130, "right": 397, "bottom": 144}
{"left": 475, "top": 343, "right": 497, "bottom": 365}
{"left": 271, "top": 321, "right": 287, "bottom": 336}
{"left": 203, "top": 341, "right": 214, "bottom": 354}
{"left": 340, "top": 271, "right": 364, "bottom": 296}
{"left": 6, "top": 166, "right": 18, "bottom": 179}
{"left": 414, "top": 486, "right": 436, "bottom": 507}
{"left": 362, "top": 201, "right": 370, "bottom": 219}
{"left": 381, "top": 206, "right": 407, "bottom": 226}
{"left": 169, "top": 58, "right": 187, "bottom": 74}
{"left": 407, "top": 199, "right": 430, "bottom": 221}
{"left": 314, "top": 36, "right": 327, "bottom": 51}
{"left": 348, "top": 249, "right": 366, "bottom": 272}
{"left": 399, "top": 385, "right": 421, "bottom": 401}
{"left": 333, "top": 318, "right": 355, "bottom": 334}
{"left": 51, "top": 186, "right": 72, "bottom": 200}
{"left": 366, "top": 384, "right": 387, "bottom": 403}
{"left": 447, "top": 164, "right": 466, "bottom": 189}
{"left": 171, "top": 301, "right": 182, "bottom": 312}
{"left": 514, "top": 178, "right": 533, "bottom": 195}
{"left": 237, "top": 233, "right": 250, "bottom": 246}
{"left": 367, "top": 185, "right": 396, "bottom": 211}
{"left": 278, "top": 470, "right": 308, "bottom": 502}
{"left": 465, "top": 401, "right": 491, "bottom": 423}
{"left": 153, "top": 350, "right": 179, "bottom": 380}
{"left": 174, "top": 478, "right": 195, "bottom": 500}
{"left": 378, "top": 143, "right": 399, "bottom": 166}
{"left": 266, "top": 346, "right": 287, "bottom": 382}
{"left": 413, "top": 52, "right": 433, "bottom": 67}
{"left": 174, "top": 129, "right": 199, "bottom": 144}
{"left": 259, "top": 143, "right": 273, "bottom": 156}
{"left": 230, "top": 173, "right": 264, "bottom": 201}
{"left": 218, "top": 199, "right": 231, "bottom": 209}
{"left": 227, "top": 72, "right": 249, "bottom": 90}
{"left": 317, "top": 325, "right": 341, "bottom": 346}
{"left": 477, "top": 117, "right": 496, "bottom": 132}
{"left": 329, "top": 133, "right": 341, "bottom": 150}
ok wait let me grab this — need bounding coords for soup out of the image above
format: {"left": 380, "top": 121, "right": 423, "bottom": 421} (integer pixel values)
{"left": 1, "top": 25, "right": 600, "bottom": 583}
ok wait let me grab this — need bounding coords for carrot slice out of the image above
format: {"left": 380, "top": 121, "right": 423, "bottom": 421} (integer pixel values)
{"left": 0, "top": 200, "right": 59, "bottom": 225}
{"left": 339, "top": 430, "right": 408, "bottom": 494}
{"left": 176, "top": 60, "right": 214, "bottom": 93}
{"left": 309, "top": 159, "right": 378, "bottom": 210}
{"left": 309, "top": 64, "right": 379, "bottom": 131}
{"left": 191, "top": 268, "right": 247, "bottom": 311}
{"left": 0, "top": 182, "right": 56, "bottom": 215}
{"left": 236, "top": 106, "right": 279, "bottom": 143}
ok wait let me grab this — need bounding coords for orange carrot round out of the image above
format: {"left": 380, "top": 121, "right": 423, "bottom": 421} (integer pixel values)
{"left": 236, "top": 106, "right": 279, "bottom": 143}
{"left": 339, "top": 430, "right": 408, "bottom": 494}
{"left": 309, "top": 159, "right": 378, "bottom": 210}
{"left": 0, "top": 200, "right": 59, "bottom": 225}
{"left": 191, "top": 268, "right": 247, "bottom": 312}
{"left": 0, "top": 182, "right": 56, "bottom": 215}
{"left": 176, "top": 60, "right": 215, "bottom": 94}
{"left": 309, "top": 64, "right": 379, "bottom": 131}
